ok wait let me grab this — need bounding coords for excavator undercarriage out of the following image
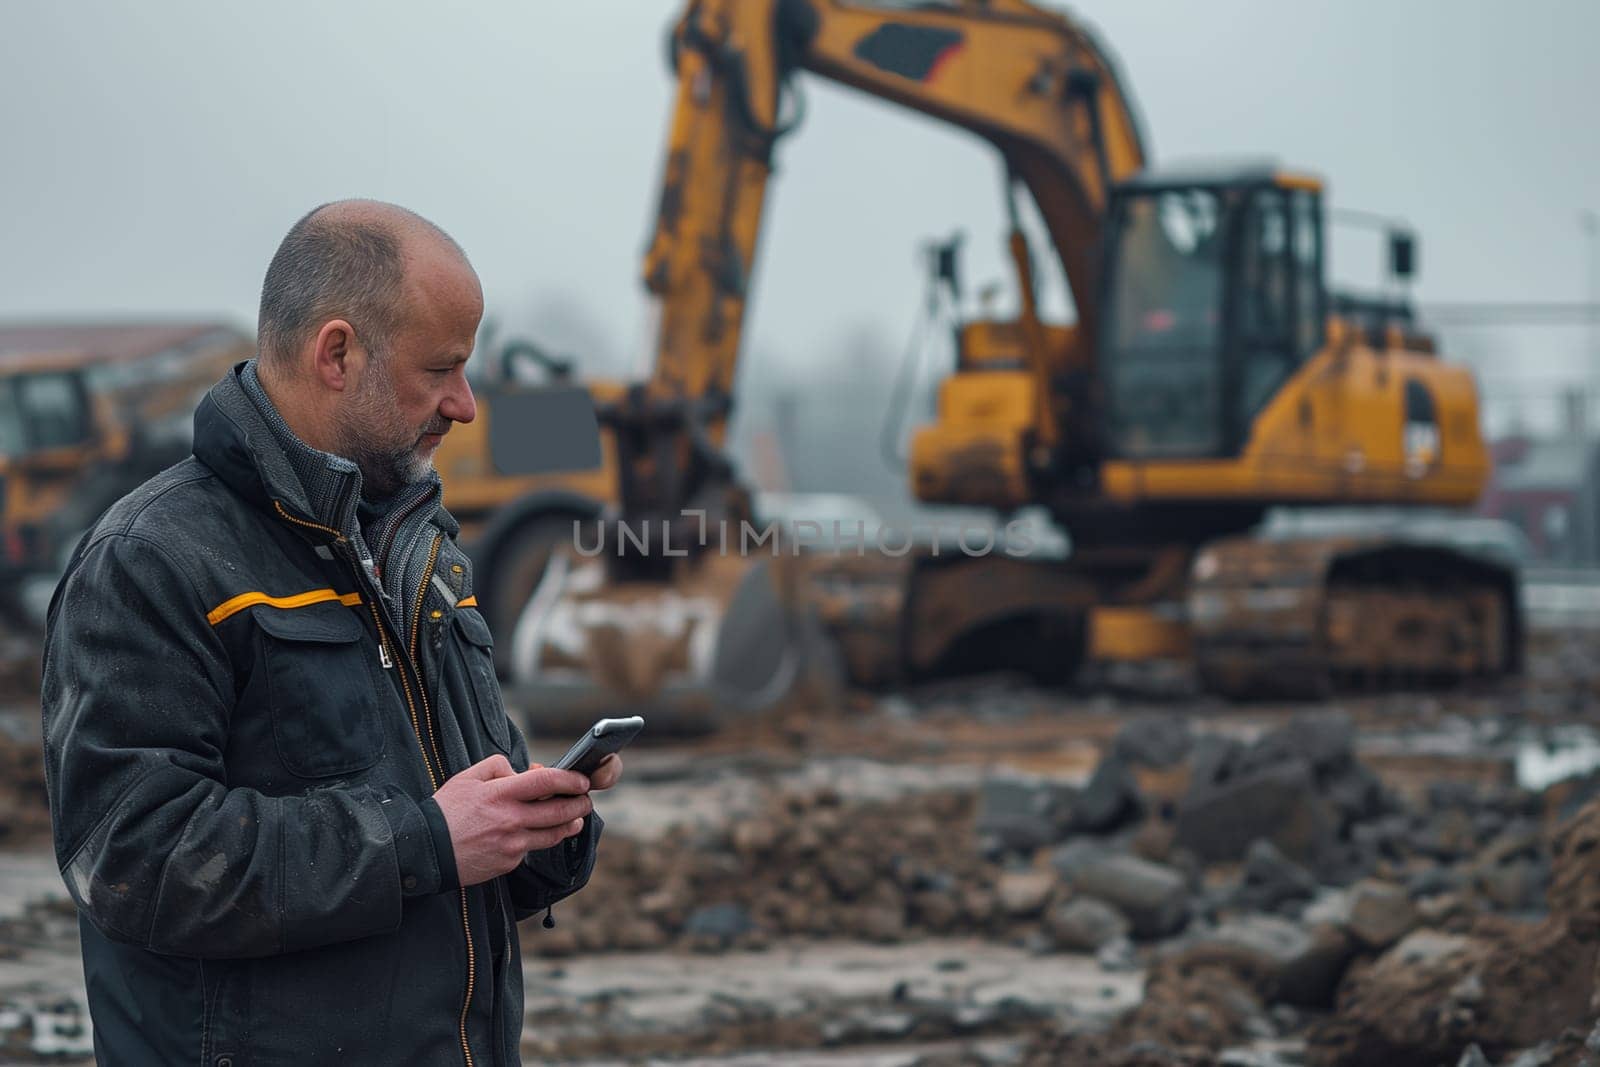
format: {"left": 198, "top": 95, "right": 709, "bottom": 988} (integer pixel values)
{"left": 501, "top": 507, "right": 1521, "bottom": 730}
{"left": 1189, "top": 537, "right": 1520, "bottom": 699}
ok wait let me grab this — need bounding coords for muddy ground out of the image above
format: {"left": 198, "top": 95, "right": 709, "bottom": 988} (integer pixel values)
{"left": 4, "top": 628, "right": 1600, "bottom": 1065}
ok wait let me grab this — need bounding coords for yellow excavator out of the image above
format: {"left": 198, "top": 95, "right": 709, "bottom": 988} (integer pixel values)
{"left": 0, "top": 322, "right": 252, "bottom": 622}
{"left": 454, "top": 0, "right": 1518, "bottom": 724}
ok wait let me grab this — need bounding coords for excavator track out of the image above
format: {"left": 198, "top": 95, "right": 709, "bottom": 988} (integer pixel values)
{"left": 1188, "top": 534, "right": 1521, "bottom": 700}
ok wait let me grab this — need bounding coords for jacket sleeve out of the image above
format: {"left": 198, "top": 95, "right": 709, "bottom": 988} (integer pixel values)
{"left": 42, "top": 532, "right": 442, "bottom": 959}
{"left": 498, "top": 701, "right": 605, "bottom": 921}
{"left": 505, "top": 812, "right": 604, "bottom": 921}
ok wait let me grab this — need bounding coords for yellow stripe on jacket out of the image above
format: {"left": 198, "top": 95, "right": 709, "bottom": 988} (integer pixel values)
{"left": 206, "top": 588, "right": 364, "bottom": 626}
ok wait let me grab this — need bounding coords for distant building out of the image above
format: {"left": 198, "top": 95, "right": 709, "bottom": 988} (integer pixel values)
{"left": 1479, "top": 433, "right": 1600, "bottom": 566}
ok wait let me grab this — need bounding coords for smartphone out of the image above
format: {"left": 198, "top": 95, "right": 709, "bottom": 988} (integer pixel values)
{"left": 552, "top": 716, "right": 645, "bottom": 777}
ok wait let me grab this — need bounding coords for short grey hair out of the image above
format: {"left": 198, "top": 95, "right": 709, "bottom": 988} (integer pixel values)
{"left": 256, "top": 202, "right": 461, "bottom": 370}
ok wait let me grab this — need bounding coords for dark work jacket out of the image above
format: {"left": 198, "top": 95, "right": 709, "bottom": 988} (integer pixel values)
{"left": 41, "top": 366, "right": 600, "bottom": 1067}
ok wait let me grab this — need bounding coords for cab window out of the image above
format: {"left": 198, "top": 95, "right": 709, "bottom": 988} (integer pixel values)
{"left": 18, "top": 373, "right": 90, "bottom": 449}
{"left": 1234, "top": 187, "right": 1324, "bottom": 428}
{"left": 1237, "top": 190, "right": 1294, "bottom": 419}
{"left": 1291, "top": 190, "right": 1324, "bottom": 361}
{"left": 0, "top": 383, "right": 23, "bottom": 456}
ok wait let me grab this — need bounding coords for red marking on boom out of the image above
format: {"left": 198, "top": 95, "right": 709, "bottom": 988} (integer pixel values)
{"left": 924, "top": 41, "right": 964, "bottom": 82}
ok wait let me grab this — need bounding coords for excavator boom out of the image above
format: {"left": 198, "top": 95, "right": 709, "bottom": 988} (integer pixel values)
{"left": 635, "top": 0, "right": 1145, "bottom": 503}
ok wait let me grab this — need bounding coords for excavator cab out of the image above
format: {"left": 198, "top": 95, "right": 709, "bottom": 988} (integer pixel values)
{"left": 1102, "top": 165, "right": 1327, "bottom": 463}
{"left": 910, "top": 166, "right": 1332, "bottom": 514}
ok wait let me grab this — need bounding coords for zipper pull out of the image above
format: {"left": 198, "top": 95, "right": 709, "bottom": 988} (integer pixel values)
{"left": 378, "top": 642, "right": 393, "bottom": 670}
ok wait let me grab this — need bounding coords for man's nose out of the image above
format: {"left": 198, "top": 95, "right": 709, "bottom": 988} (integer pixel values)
{"left": 442, "top": 375, "right": 476, "bottom": 425}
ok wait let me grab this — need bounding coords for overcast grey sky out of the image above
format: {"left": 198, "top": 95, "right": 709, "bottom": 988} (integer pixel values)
{"left": 2, "top": 1, "right": 1597, "bottom": 429}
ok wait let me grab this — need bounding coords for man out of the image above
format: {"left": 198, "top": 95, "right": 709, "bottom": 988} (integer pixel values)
{"left": 41, "top": 200, "right": 619, "bottom": 1065}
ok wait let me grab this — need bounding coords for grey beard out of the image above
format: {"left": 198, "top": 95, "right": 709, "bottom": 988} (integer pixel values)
{"left": 333, "top": 361, "right": 436, "bottom": 498}
{"left": 342, "top": 430, "right": 431, "bottom": 499}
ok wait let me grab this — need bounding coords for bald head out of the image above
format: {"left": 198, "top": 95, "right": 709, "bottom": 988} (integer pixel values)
{"left": 256, "top": 199, "right": 471, "bottom": 374}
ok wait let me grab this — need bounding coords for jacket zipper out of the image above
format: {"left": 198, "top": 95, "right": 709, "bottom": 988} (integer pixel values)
{"left": 365, "top": 600, "right": 439, "bottom": 784}
{"left": 408, "top": 534, "right": 449, "bottom": 816}
{"left": 407, "top": 534, "right": 477, "bottom": 1063}
{"left": 275, "top": 502, "right": 477, "bottom": 1067}
{"left": 410, "top": 535, "right": 445, "bottom": 682}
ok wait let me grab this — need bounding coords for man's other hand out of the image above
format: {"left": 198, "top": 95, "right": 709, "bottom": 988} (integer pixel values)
{"left": 432, "top": 755, "right": 593, "bottom": 887}
{"left": 589, "top": 753, "right": 623, "bottom": 791}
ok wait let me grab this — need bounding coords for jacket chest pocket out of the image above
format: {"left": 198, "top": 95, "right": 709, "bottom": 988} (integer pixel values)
{"left": 255, "top": 603, "right": 388, "bottom": 778}
{"left": 452, "top": 608, "right": 512, "bottom": 754}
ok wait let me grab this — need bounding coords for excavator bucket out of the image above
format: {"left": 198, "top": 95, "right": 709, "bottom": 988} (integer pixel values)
{"left": 501, "top": 546, "right": 826, "bottom": 735}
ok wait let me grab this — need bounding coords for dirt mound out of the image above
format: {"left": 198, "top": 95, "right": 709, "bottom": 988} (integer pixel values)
{"left": 534, "top": 787, "right": 1037, "bottom": 954}
{"left": 1305, "top": 796, "right": 1600, "bottom": 1066}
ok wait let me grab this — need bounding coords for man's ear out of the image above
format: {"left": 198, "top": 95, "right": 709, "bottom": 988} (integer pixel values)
{"left": 311, "top": 320, "right": 361, "bottom": 391}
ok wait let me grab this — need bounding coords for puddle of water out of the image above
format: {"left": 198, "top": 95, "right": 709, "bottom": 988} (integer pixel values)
{"left": 0, "top": 998, "right": 94, "bottom": 1060}
{"left": 1516, "top": 731, "right": 1600, "bottom": 791}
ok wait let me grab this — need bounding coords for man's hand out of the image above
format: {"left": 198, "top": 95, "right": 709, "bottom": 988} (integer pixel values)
{"left": 432, "top": 755, "right": 593, "bottom": 888}
{"left": 589, "top": 752, "right": 624, "bottom": 791}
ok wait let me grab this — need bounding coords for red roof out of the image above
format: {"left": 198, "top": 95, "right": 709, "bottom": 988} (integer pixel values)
{"left": 0, "top": 321, "right": 248, "bottom": 371}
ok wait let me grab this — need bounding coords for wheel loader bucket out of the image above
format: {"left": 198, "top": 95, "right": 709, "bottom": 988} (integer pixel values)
{"left": 502, "top": 547, "right": 809, "bottom": 734}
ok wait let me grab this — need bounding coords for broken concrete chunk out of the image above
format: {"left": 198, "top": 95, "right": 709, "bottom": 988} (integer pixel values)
{"left": 1188, "top": 733, "right": 1246, "bottom": 795}
{"left": 995, "top": 869, "right": 1058, "bottom": 918}
{"left": 1275, "top": 710, "right": 1357, "bottom": 773}
{"left": 1051, "top": 843, "right": 1189, "bottom": 938}
{"left": 1346, "top": 880, "right": 1418, "bottom": 950}
{"left": 1112, "top": 715, "right": 1194, "bottom": 768}
{"left": 1070, "top": 755, "right": 1145, "bottom": 835}
{"left": 1236, "top": 838, "right": 1319, "bottom": 912}
{"left": 1301, "top": 887, "right": 1354, "bottom": 928}
{"left": 976, "top": 775, "right": 1075, "bottom": 853}
{"left": 1171, "top": 913, "right": 1353, "bottom": 1009}
{"left": 1176, "top": 758, "right": 1335, "bottom": 865}
{"left": 1320, "top": 762, "right": 1388, "bottom": 827}
{"left": 1045, "top": 896, "right": 1131, "bottom": 952}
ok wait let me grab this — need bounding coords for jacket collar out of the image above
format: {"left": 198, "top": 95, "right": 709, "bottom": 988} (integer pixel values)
{"left": 192, "top": 362, "right": 361, "bottom": 541}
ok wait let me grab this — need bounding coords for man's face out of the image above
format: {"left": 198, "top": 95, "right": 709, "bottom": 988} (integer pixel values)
{"left": 335, "top": 243, "right": 483, "bottom": 498}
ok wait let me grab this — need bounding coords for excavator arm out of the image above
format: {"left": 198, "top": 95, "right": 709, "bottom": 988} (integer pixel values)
{"left": 619, "top": 0, "right": 1148, "bottom": 527}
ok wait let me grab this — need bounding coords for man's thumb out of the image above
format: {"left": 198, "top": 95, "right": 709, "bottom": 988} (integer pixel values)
{"left": 461, "top": 754, "right": 516, "bottom": 781}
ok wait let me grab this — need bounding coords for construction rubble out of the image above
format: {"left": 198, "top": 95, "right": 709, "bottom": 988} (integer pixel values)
{"left": 500, "top": 701, "right": 1599, "bottom": 1065}
{"left": 3, "top": 636, "right": 1600, "bottom": 1063}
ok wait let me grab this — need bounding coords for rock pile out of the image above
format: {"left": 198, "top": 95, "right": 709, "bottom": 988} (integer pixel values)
{"left": 1020, "top": 725, "right": 1600, "bottom": 1067}
{"left": 1303, "top": 794, "right": 1600, "bottom": 1066}
{"left": 534, "top": 707, "right": 1600, "bottom": 1066}
{"left": 540, "top": 713, "right": 1430, "bottom": 956}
